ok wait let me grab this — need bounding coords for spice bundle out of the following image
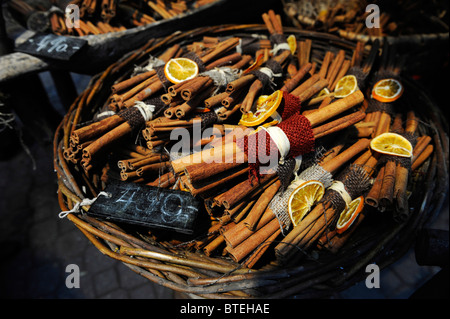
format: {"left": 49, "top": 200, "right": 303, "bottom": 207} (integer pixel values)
{"left": 7, "top": 0, "right": 220, "bottom": 36}
{"left": 283, "top": 0, "right": 449, "bottom": 42}
{"left": 55, "top": 12, "right": 448, "bottom": 298}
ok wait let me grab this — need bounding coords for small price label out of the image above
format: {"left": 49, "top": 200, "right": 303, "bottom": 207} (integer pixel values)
{"left": 16, "top": 33, "right": 87, "bottom": 61}
{"left": 88, "top": 181, "right": 201, "bottom": 235}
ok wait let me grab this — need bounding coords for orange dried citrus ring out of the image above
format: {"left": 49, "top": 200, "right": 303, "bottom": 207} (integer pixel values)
{"left": 371, "top": 78, "right": 404, "bottom": 103}
{"left": 336, "top": 196, "right": 364, "bottom": 234}
{"left": 317, "top": 87, "right": 330, "bottom": 97}
{"left": 370, "top": 132, "right": 413, "bottom": 158}
{"left": 164, "top": 57, "right": 199, "bottom": 84}
{"left": 287, "top": 35, "right": 297, "bottom": 55}
{"left": 288, "top": 180, "right": 325, "bottom": 226}
{"left": 334, "top": 75, "right": 358, "bottom": 98}
{"left": 194, "top": 107, "right": 211, "bottom": 113}
{"left": 238, "top": 90, "right": 283, "bottom": 127}
{"left": 243, "top": 53, "right": 264, "bottom": 74}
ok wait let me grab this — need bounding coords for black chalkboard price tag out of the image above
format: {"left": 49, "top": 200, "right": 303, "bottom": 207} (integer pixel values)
{"left": 87, "top": 181, "right": 200, "bottom": 235}
{"left": 15, "top": 33, "right": 87, "bottom": 61}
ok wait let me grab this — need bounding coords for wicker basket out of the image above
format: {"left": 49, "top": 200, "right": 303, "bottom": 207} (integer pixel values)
{"left": 54, "top": 23, "right": 448, "bottom": 298}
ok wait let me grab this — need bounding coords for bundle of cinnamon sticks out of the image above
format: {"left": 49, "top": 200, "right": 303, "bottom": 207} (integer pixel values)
{"left": 283, "top": 0, "right": 448, "bottom": 43}
{"left": 62, "top": 10, "right": 437, "bottom": 270}
{"left": 7, "top": 0, "right": 220, "bottom": 36}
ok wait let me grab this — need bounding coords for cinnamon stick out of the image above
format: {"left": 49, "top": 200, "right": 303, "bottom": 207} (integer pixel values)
{"left": 306, "top": 90, "right": 364, "bottom": 127}
{"left": 214, "top": 173, "right": 277, "bottom": 209}
{"left": 280, "top": 63, "right": 312, "bottom": 93}
{"left": 326, "top": 50, "right": 346, "bottom": 87}
{"left": 226, "top": 218, "right": 280, "bottom": 263}
{"left": 412, "top": 135, "right": 432, "bottom": 163}
{"left": 71, "top": 114, "right": 125, "bottom": 145}
{"left": 242, "top": 228, "right": 281, "bottom": 268}
{"left": 312, "top": 110, "right": 366, "bottom": 139}
{"left": 318, "top": 51, "right": 333, "bottom": 79}
{"left": 112, "top": 70, "right": 156, "bottom": 94}
{"left": 411, "top": 144, "right": 434, "bottom": 171}
{"left": 320, "top": 138, "right": 371, "bottom": 174}
{"left": 170, "top": 90, "right": 364, "bottom": 174}
{"left": 290, "top": 73, "right": 320, "bottom": 97}
{"left": 185, "top": 161, "right": 243, "bottom": 184}
{"left": 365, "top": 165, "right": 385, "bottom": 207}
{"left": 378, "top": 159, "right": 396, "bottom": 210}
{"left": 182, "top": 165, "right": 249, "bottom": 198}
{"left": 242, "top": 180, "right": 282, "bottom": 231}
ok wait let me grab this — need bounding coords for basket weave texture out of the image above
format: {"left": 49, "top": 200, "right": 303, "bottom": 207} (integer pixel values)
{"left": 54, "top": 24, "right": 448, "bottom": 298}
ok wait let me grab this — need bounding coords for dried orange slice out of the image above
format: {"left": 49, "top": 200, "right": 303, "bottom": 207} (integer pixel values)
{"left": 238, "top": 90, "right": 283, "bottom": 127}
{"left": 317, "top": 87, "right": 330, "bottom": 97}
{"left": 287, "top": 35, "right": 297, "bottom": 54}
{"left": 243, "top": 53, "right": 264, "bottom": 74}
{"left": 334, "top": 75, "right": 358, "bottom": 98}
{"left": 336, "top": 196, "right": 364, "bottom": 234}
{"left": 371, "top": 78, "right": 404, "bottom": 103}
{"left": 288, "top": 180, "right": 325, "bottom": 226}
{"left": 318, "top": 9, "right": 329, "bottom": 21}
{"left": 164, "top": 58, "right": 199, "bottom": 84}
{"left": 370, "top": 132, "right": 413, "bottom": 158}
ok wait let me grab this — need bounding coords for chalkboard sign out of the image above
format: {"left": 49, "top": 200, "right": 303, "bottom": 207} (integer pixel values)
{"left": 16, "top": 33, "right": 87, "bottom": 61}
{"left": 88, "top": 181, "right": 200, "bottom": 235}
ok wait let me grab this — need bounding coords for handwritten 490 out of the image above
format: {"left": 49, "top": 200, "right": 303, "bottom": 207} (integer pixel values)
{"left": 114, "top": 187, "right": 197, "bottom": 227}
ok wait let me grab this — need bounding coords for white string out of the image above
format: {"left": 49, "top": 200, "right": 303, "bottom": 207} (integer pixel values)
{"left": 134, "top": 101, "right": 155, "bottom": 121}
{"left": 0, "top": 111, "right": 15, "bottom": 133}
{"left": 260, "top": 126, "right": 290, "bottom": 164}
{"left": 134, "top": 55, "right": 165, "bottom": 74}
{"left": 293, "top": 155, "right": 303, "bottom": 179}
{"left": 271, "top": 43, "right": 291, "bottom": 56}
{"left": 59, "top": 191, "right": 111, "bottom": 219}
{"left": 236, "top": 38, "right": 243, "bottom": 54}
{"left": 328, "top": 181, "right": 352, "bottom": 209}
{"left": 259, "top": 66, "right": 282, "bottom": 80}
{"left": 213, "top": 106, "right": 224, "bottom": 123}
{"left": 201, "top": 67, "right": 240, "bottom": 88}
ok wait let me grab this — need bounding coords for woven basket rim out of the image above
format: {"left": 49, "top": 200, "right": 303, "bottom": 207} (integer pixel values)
{"left": 54, "top": 24, "right": 449, "bottom": 299}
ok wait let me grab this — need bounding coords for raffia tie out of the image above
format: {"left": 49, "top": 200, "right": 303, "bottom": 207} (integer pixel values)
{"left": 132, "top": 55, "right": 165, "bottom": 75}
{"left": 201, "top": 67, "right": 240, "bottom": 93}
{"left": 117, "top": 102, "right": 155, "bottom": 128}
{"left": 270, "top": 162, "right": 333, "bottom": 233}
{"left": 323, "top": 164, "right": 371, "bottom": 213}
{"left": 250, "top": 59, "right": 283, "bottom": 91}
{"left": 269, "top": 33, "right": 290, "bottom": 56}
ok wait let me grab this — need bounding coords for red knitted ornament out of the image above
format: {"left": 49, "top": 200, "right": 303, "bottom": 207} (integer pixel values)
{"left": 279, "top": 91, "right": 303, "bottom": 120}
{"left": 237, "top": 128, "right": 279, "bottom": 181}
{"left": 237, "top": 111, "right": 315, "bottom": 181}
{"left": 277, "top": 112, "right": 315, "bottom": 158}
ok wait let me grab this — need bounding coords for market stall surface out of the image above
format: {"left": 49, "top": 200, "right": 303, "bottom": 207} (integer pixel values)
{"left": 0, "top": 118, "right": 447, "bottom": 299}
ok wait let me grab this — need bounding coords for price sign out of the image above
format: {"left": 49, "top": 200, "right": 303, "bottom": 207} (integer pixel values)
{"left": 88, "top": 181, "right": 201, "bottom": 235}
{"left": 16, "top": 33, "right": 87, "bottom": 61}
